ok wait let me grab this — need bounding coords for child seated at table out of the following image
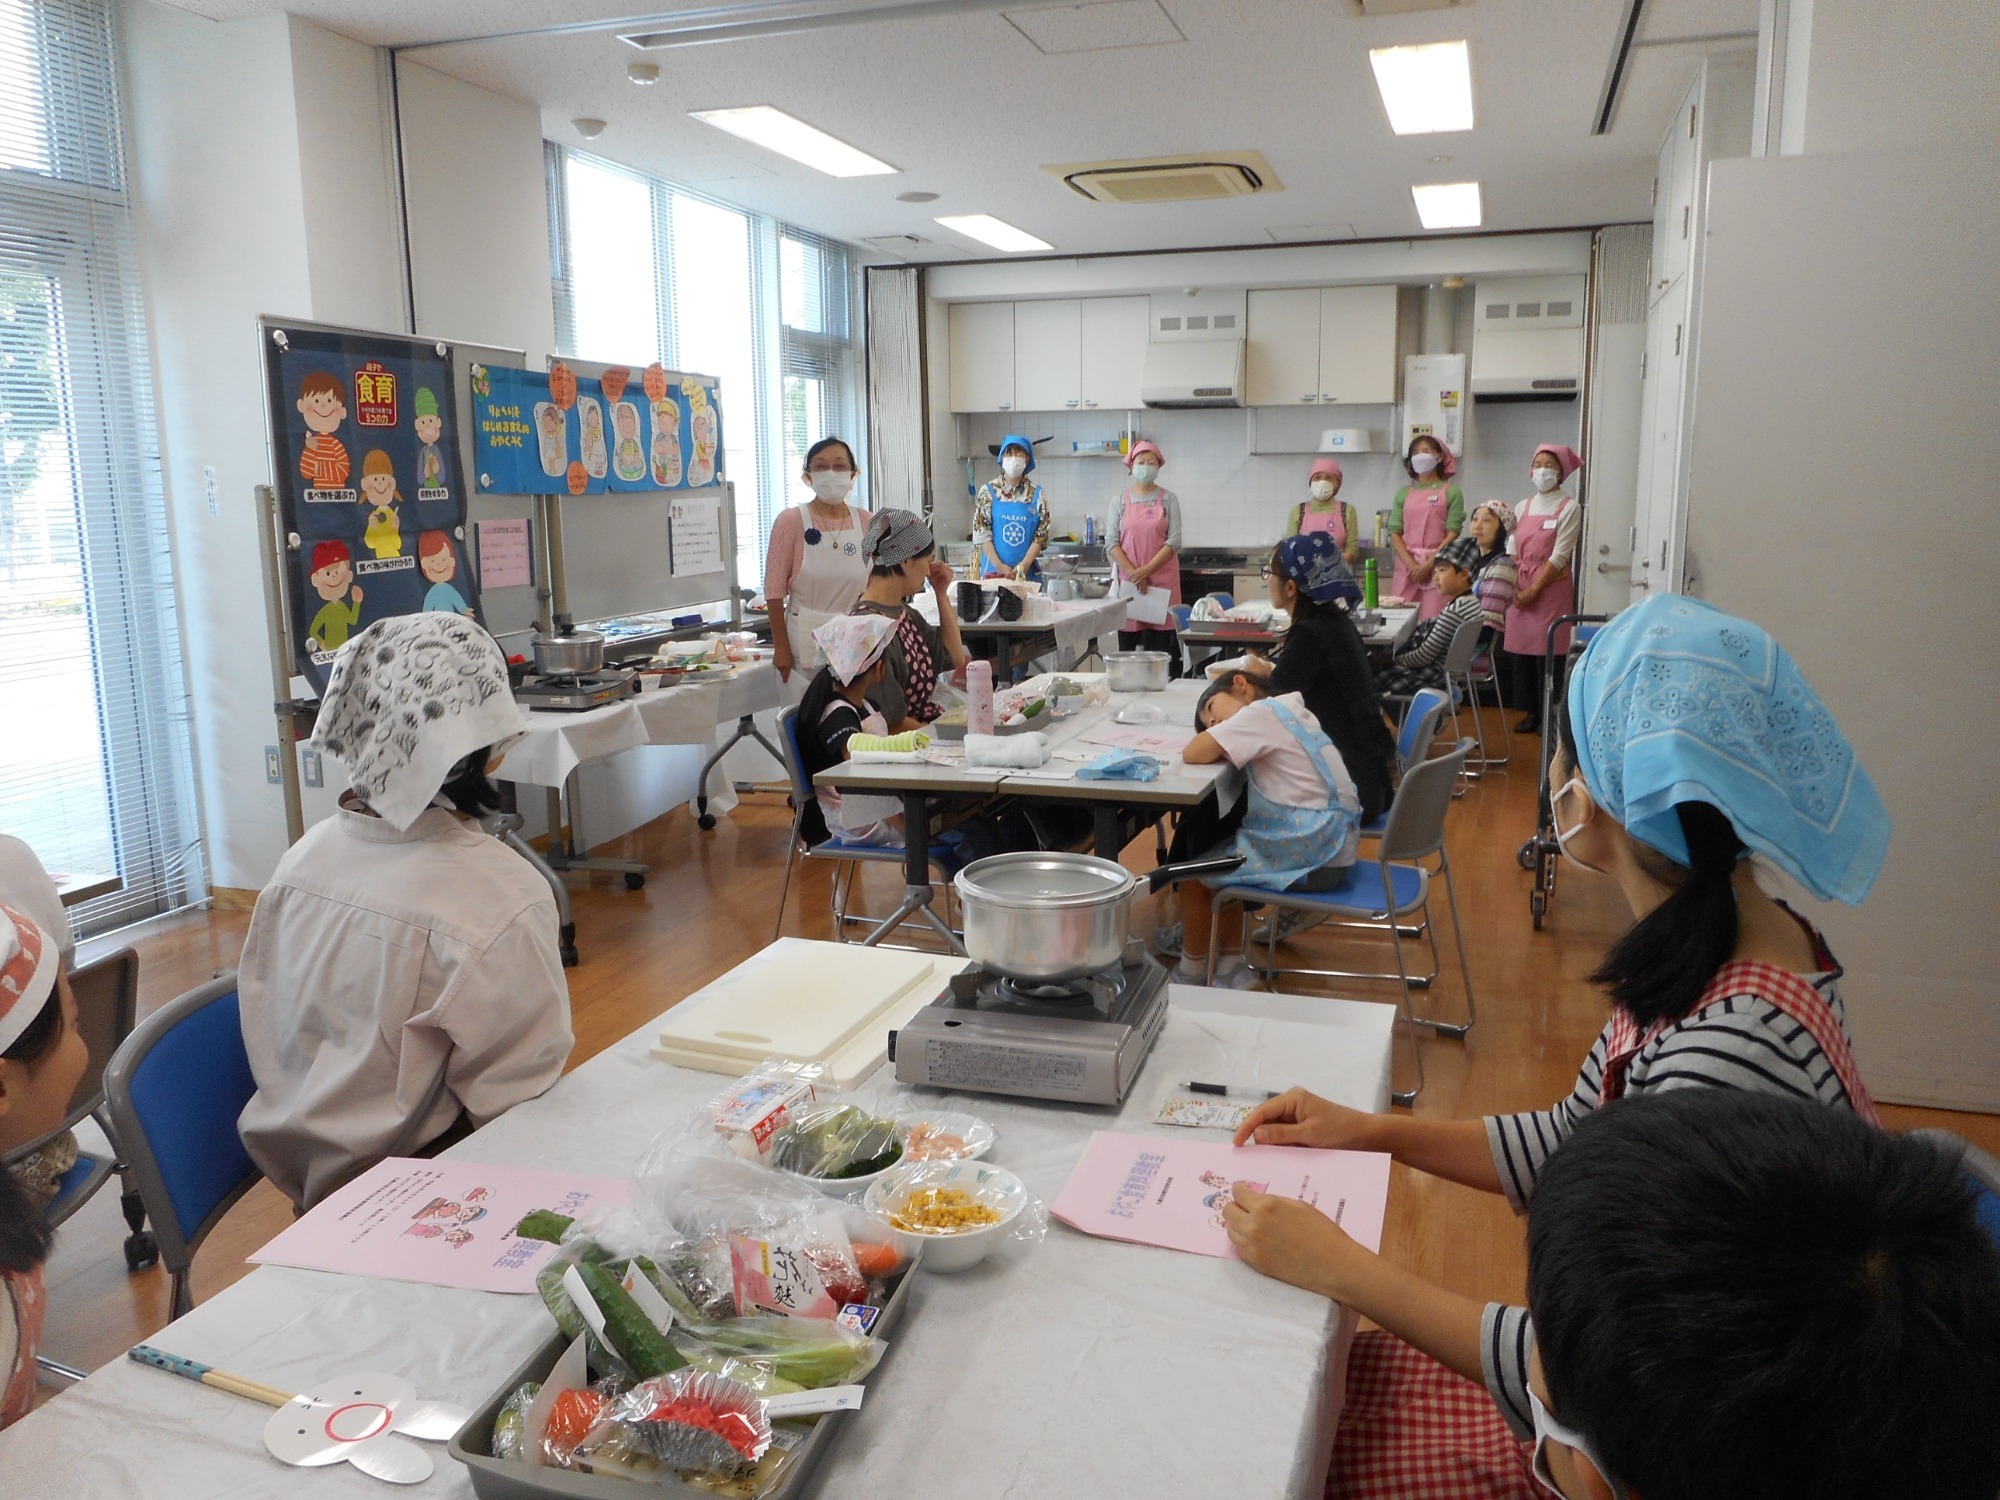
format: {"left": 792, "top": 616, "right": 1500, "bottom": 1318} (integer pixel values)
{"left": 0, "top": 905, "right": 91, "bottom": 1429}
{"left": 797, "top": 614, "right": 906, "bottom": 849}
{"left": 1176, "top": 670, "right": 1362, "bottom": 989}
{"left": 1374, "top": 534, "right": 1486, "bottom": 698}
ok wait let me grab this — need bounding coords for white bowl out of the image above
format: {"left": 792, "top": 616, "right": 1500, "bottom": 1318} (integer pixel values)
{"left": 892, "top": 1109, "right": 996, "bottom": 1164}
{"left": 773, "top": 1123, "right": 909, "bottom": 1200}
{"left": 864, "top": 1162, "right": 1028, "bottom": 1273}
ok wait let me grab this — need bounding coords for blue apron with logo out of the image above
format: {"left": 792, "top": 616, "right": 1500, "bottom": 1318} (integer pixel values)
{"left": 984, "top": 484, "right": 1043, "bottom": 577}
{"left": 1217, "top": 700, "right": 1361, "bottom": 891}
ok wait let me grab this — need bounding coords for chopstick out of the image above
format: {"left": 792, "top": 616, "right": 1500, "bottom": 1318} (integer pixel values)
{"left": 128, "top": 1344, "right": 296, "bottom": 1408}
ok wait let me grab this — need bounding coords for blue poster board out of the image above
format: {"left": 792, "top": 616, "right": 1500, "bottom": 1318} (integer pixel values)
{"left": 470, "top": 359, "right": 722, "bottom": 497}
{"left": 262, "top": 324, "right": 482, "bottom": 690}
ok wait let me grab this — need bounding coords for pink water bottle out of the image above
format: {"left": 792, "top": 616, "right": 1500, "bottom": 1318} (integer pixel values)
{"left": 966, "top": 659, "right": 994, "bottom": 736}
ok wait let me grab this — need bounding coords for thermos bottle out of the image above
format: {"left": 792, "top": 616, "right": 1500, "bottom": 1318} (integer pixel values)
{"left": 966, "top": 658, "right": 995, "bottom": 736}
{"left": 1363, "top": 557, "right": 1380, "bottom": 610}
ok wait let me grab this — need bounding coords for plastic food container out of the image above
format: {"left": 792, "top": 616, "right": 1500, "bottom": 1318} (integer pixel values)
{"left": 1104, "top": 651, "right": 1170, "bottom": 692}
{"left": 865, "top": 1162, "right": 1028, "bottom": 1274}
{"left": 892, "top": 1110, "right": 996, "bottom": 1163}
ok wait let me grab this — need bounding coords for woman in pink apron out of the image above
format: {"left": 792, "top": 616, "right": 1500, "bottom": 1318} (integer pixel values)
{"left": 1107, "top": 441, "right": 1184, "bottom": 676}
{"left": 1210, "top": 597, "right": 1894, "bottom": 1498}
{"left": 1387, "top": 436, "right": 1464, "bottom": 620}
{"left": 763, "top": 437, "right": 871, "bottom": 695}
{"left": 1287, "top": 457, "right": 1362, "bottom": 564}
{"left": 1502, "top": 443, "right": 1583, "bottom": 733}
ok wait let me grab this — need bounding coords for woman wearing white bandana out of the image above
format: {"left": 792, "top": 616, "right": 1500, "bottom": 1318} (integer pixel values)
{"left": 238, "top": 615, "right": 573, "bottom": 1209}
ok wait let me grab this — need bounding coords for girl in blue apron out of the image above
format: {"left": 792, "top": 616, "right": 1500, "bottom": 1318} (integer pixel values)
{"left": 974, "top": 434, "right": 1051, "bottom": 580}
{"left": 1175, "top": 671, "right": 1362, "bottom": 988}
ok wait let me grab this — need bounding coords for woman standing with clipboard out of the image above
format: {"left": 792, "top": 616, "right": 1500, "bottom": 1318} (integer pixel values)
{"left": 1108, "top": 440, "right": 1184, "bottom": 676}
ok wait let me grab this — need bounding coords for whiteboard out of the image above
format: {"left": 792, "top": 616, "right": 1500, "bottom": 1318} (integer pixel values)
{"left": 541, "top": 355, "right": 739, "bottom": 627}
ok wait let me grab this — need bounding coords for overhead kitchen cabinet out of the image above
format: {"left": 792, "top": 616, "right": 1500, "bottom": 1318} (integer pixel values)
{"left": 1245, "top": 284, "right": 1397, "bottom": 406}
{"left": 1013, "top": 299, "right": 1082, "bottom": 412}
{"left": 949, "top": 300, "right": 1017, "bottom": 412}
{"left": 1078, "top": 296, "right": 1149, "bottom": 410}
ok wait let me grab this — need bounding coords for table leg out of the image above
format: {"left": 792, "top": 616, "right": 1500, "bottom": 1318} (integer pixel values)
{"left": 1092, "top": 804, "right": 1122, "bottom": 858}
{"left": 857, "top": 791, "right": 963, "bottom": 951}
{"left": 696, "top": 713, "right": 784, "bottom": 831}
{"left": 539, "top": 769, "right": 652, "bottom": 888}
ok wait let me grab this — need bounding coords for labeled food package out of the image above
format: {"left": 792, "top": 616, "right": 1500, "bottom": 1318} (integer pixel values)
{"left": 711, "top": 1061, "right": 825, "bottom": 1163}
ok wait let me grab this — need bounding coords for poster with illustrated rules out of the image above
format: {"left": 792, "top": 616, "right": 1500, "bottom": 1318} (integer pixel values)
{"left": 262, "top": 323, "right": 483, "bottom": 690}
{"left": 470, "top": 358, "right": 723, "bottom": 498}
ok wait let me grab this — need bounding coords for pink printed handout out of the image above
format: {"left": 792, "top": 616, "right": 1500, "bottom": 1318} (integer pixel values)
{"left": 1050, "top": 1131, "right": 1391, "bottom": 1260}
{"left": 250, "top": 1157, "right": 629, "bottom": 1293}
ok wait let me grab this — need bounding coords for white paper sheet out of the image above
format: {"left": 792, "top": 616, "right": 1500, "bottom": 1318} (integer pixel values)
{"left": 1117, "top": 579, "right": 1173, "bottom": 627}
{"left": 669, "top": 492, "right": 725, "bottom": 576}
{"left": 475, "top": 518, "right": 533, "bottom": 589}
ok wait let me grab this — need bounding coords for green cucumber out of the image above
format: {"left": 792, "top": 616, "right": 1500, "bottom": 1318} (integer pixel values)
{"left": 576, "top": 1261, "right": 687, "bottom": 1379}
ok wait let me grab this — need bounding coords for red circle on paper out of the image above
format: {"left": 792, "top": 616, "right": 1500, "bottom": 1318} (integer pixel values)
{"left": 324, "top": 1402, "right": 394, "bottom": 1444}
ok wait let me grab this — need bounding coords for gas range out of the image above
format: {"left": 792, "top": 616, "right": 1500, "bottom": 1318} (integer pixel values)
{"left": 890, "top": 944, "right": 1169, "bottom": 1107}
{"left": 513, "top": 668, "right": 637, "bottom": 712}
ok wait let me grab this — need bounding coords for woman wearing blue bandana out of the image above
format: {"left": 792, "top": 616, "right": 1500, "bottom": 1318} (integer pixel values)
{"left": 1213, "top": 594, "right": 1893, "bottom": 1496}
{"left": 973, "top": 434, "right": 1050, "bottom": 581}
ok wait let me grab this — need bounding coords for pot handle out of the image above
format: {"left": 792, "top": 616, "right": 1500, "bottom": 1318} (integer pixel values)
{"left": 1143, "top": 853, "right": 1246, "bottom": 893}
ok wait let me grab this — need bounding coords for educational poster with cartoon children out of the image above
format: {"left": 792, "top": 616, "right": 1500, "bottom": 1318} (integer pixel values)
{"left": 263, "top": 325, "right": 483, "bottom": 689}
{"left": 249, "top": 1157, "right": 630, "bottom": 1294}
{"left": 470, "top": 358, "right": 723, "bottom": 497}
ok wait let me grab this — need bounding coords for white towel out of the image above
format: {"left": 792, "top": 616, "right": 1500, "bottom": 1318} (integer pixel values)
{"left": 964, "top": 731, "right": 1051, "bottom": 768}
{"left": 849, "top": 749, "right": 927, "bottom": 763}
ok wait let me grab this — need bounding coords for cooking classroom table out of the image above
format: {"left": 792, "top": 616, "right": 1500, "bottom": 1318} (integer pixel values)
{"left": 813, "top": 678, "right": 1244, "bottom": 949}
{"left": 919, "top": 593, "right": 1130, "bottom": 681}
{"left": 0, "top": 944, "right": 1396, "bottom": 1500}
{"left": 1180, "top": 604, "right": 1421, "bottom": 671}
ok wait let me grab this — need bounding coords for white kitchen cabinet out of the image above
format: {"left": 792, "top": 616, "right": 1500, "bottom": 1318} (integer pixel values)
{"left": 1245, "top": 288, "right": 1324, "bottom": 406}
{"left": 1078, "top": 295, "right": 1148, "bottom": 410}
{"left": 1247, "top": 285, "right": 1397, "bottom": 406}
{"left": 1012, "top": 299, "right": 1082, "bottom": 412}
{"left": 948, "top": 301, "right": 1016, "bottom": 412}
{"left": 1315, "top": 284, "right": 1398, "bottom": 404}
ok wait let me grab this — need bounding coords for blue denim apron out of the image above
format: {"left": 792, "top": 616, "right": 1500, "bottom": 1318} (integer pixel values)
{"left": 1219, "top": 700, "right": 1361, "bottom": 891}
{"left": 984, "top": 483, "right": 1043, "bottom": 577}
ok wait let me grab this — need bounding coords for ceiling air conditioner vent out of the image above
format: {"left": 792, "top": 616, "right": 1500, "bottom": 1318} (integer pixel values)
{"left": 1044, "top": 151, "right": 1281, "bottom": 205}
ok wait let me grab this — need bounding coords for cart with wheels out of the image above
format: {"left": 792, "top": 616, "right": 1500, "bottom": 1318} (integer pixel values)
{"left": 1517, "top": 611, "right": 1608, "bottom": 929}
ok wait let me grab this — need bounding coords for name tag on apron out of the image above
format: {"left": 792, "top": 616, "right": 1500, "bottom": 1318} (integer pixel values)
{"left": 1542, "top": 518, "right": 1559, "bottom": 530}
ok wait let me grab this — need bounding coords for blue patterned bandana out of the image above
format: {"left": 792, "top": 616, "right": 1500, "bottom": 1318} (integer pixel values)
{"left": 1276, "top": 533, "right": 1360, "bottom": 605}
{"left": 1567, "top": 595, "right": 1889, "bottom": 904}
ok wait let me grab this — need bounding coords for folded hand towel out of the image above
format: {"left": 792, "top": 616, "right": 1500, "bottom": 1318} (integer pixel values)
{"left": 965, "top": 731, "right": 1051, "bottom": 768}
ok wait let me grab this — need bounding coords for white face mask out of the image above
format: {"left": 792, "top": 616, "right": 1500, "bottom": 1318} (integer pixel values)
{"left": 1001, "top": 455, "right": 1028, "bottom": 480}
{"left": 1551, "top": 777, "right": 1611, "bottom": 876}
{"left": 1310, "top": 479, "right": 1337, "bottom": 502}
{"left": 1131, "top": 463, "right": 1159, "bottom": 485}
{"left": 1532, "top": 466, "right": 1562, "bottom": 493}
{"left": 1529, "top": 1386, "right": 1621, "bottom": 1499}
{"left": 810, "top": 470, "right": 854, "bottom": 502}
{"left": 1410, "top": 452, "right": 1439, "bottom": 477}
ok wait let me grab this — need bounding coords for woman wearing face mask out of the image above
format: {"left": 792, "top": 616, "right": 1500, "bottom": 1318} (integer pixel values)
{"left": 1504, "top": 444, "right": 1584, "bottom": 733}
{"left": 1387, "top": 435, "right": 1465, "bottom": 621}
{"left": 1214, "top": 595, "right": 1891, "bottom": 1496}
{"left": 1286, "top": 457, "right": 1362, "bottom": 566}
{"left": 764, "top": 438, "right": 871, "bottom": 686}
{"left": 1107, "top": 441, "right": 1184, "bottom": 672}
{"left": 974, "top": 435, "right": 1051, "bottom": 581}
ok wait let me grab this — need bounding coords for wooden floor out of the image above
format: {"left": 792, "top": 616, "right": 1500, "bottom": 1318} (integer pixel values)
{"left": 41, "top": 704, "right": 2000, "bottom": 1382}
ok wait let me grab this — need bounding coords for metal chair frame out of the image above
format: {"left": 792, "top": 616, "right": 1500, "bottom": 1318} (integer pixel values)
{"left": 1457, "top": 629, "right": 1513, "bottom": 771}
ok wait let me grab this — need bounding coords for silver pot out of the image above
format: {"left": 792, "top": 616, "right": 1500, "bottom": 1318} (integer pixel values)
{"left": 954, "top": 851, "right": 1244, "bottom": 981}
{"left": 532, "top": 629, "right": 606, "bottom": 676}
{"left": 1104, "top": 650, "right": 1170, "bottom": 692}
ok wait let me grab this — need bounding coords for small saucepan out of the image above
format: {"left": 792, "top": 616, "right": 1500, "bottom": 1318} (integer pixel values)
{"left": 954, "top": 851, "right": 1245, "bottom": 982}
{"left": 532, "top": 629, "right": 606, "bottom": 677}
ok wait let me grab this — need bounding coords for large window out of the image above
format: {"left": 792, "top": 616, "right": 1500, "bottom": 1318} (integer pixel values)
{"left": 548, "top": 146, "right": 863, "bottom": 588}
{"left": 0, "top": 0, "right": 198, "bottom": 933}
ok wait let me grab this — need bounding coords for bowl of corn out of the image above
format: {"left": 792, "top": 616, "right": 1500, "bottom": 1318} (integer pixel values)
{"left": 863, "top": 1161, "right": 1027, "bottom": 1273}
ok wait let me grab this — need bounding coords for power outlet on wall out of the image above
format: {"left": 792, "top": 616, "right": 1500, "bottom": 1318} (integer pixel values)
{"left": 264, "top": 746, "right": 282, "bottom": 784}
{"left": 301, "top": 748, "right": 323, "bottom": 788}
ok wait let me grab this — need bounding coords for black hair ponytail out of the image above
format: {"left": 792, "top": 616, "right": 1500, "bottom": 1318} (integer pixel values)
{"left": 1556, "top": 692, "right": 1746, "bottom": 1027}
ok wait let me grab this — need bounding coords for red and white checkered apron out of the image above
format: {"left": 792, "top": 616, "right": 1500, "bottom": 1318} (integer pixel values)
{"left": 1327, "top": 1329, "right": 1539, "bottom": 1499}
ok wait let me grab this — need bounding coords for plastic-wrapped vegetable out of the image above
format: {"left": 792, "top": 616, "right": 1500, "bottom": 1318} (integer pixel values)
{"left": 677, "top": 1315, "right": 881, "bottom": 1390}
{"left": 767, "top": 1104, "right": 903, "bottom": 1181}
{"left": 491, "top": 1381, "right": 538, "bottom": 1462}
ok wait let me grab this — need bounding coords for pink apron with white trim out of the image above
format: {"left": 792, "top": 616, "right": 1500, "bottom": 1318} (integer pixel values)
{"left": 1503, "top": 497, "right": 1577, "bottom": 656}
{"left": 1391, "top": 485, "right": 1451, "bottom": 620}
{"left": 1115, "top": 488, "right": 1181, "bottom": 629}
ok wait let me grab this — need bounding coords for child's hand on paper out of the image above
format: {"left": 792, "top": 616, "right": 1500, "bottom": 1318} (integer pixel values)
{"left": 1222, "top": 1184, "right": 1366, "bottom": 1296}
{"left": 1232, "top": 1088, "right": 1377, "bottom": 1151}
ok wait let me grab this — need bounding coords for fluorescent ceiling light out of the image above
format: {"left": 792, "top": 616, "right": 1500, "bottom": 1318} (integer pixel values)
{"left": 1368, "top": 40, "right": 1474, "bottom": 134}
{"left": 689, "top": 105, "right": 896, "bottom": 177}
{"left": 1411, "top": 180, "right": 1482, "bottom": 229}
{"left": 933, "top": 214, "right": 1052, "bottom": 253}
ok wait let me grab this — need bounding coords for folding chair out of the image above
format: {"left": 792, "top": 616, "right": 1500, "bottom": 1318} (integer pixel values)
{"left": 103, "top": 974, "right": 262, "bottom": 1320}
{"left": 770, "top": 708, "right": 961, "bottom": 951}
{"left": 1435, "top": 615, "right": 1492, "bottom": 781}
{"left": 1461, "top": 630, "right": 1512, "bottom": 770}
{"left": 1205, "top": 743, "right": 1477, "bottom": 1106}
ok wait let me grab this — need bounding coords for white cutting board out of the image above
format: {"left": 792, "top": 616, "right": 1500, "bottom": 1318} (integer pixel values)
{"left": 651, "top": 940, "right": 942, "bottom": 1072}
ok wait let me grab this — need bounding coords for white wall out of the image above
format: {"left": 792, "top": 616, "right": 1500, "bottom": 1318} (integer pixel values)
{"left": 1797, "top": 0, "right": 2000, "bottom": 154}
{"left": 1684, "top": 149, "right": 1999, "bottom": 1108}
{"left": 288, "top": 19, "right": 404, "bottom": 332}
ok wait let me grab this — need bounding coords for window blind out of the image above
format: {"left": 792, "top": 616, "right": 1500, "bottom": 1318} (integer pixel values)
{"left": 0, "top": 0, "right": 201, "bottom": 934}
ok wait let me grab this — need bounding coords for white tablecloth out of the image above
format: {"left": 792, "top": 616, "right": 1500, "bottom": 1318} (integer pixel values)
{"left": 495, "top": 662, "right": 783, "bottom": 789}
{"left": 2, "top": 968, "right": 1394, "bottom": 1500}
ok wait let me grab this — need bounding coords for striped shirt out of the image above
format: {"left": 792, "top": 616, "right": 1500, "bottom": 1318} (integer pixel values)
{"left": 1375, "top": 591, "right": 1483, "bottom": 697}
{"left": 1478, "top": 971, "right": 1860, "bottom": 1439}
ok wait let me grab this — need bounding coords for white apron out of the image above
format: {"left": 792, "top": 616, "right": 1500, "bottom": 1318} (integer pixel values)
{"left": 785, "top": 506, "right": 872, "bottom": 671}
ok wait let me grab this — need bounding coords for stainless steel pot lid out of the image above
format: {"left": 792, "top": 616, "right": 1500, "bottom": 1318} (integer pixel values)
{"left": 954, "top": 852, "right": 1136, "bottom": 908}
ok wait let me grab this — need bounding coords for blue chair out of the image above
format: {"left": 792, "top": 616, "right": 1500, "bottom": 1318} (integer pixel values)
{"left": 104, "top": 974, "right": 261, "bottom": 1319}
{"left": 1910, "top": 1130, "right": 2000, "bottom": 1249}
{"left": 1205, "top": 743, "right": 1477, "bottom": 1106}
{"left": 1171, "top": 605, "right": 1193, "bottom": 631}
{"left": 771, "top": 708, "right": 961, "bottom": 950}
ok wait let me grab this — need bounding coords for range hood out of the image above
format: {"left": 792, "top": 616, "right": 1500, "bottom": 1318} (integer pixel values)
{"left": 1141, "top": 340, "right": 1245, "bottom": 408}
{"left": 1470, "top": 275, "right": 1586, "bottom": 401}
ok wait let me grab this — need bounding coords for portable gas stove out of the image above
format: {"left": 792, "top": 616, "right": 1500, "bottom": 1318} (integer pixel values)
{"left": 512, "top": 667, "right": 636, "bottom": 712}
{"left": 890, "top": 943, "right": 1168, "bottom": 1106}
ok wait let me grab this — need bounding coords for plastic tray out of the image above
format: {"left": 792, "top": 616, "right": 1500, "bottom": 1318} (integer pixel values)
{"left": 450, "top": 1265, "right": 917, "bottom": 1499}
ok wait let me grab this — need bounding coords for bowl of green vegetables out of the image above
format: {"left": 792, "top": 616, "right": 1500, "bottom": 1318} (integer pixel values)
{"left": 767, "top": 1103, "right": 907, "bottom": 1200}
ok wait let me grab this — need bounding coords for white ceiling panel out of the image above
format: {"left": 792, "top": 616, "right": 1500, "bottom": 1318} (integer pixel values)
{"left": 1003, "top": 0, "right": 1185, "bottom": 55}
